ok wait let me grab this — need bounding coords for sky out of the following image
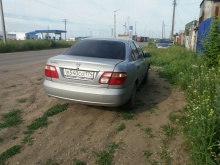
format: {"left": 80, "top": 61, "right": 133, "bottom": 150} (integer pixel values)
{"left": 1, "top": 0, "right": 202, "bottom": 39}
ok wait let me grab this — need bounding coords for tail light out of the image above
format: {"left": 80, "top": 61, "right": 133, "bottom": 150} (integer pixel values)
{"left": 99, "top": 72, "right": 127, "bottom": 85}
{"left": 45, "top": 65, "right": 59, "bottom": 78}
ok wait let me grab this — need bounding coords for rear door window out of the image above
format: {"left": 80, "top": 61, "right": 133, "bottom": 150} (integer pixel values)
{"left": 64, "top": 40, "right": 125, "bottom": 60}
{"left": 134, "top": 42, "right": 143, "bottom": 59}
{"left": 130, "top": 42, "right": 139, "bottom": 60}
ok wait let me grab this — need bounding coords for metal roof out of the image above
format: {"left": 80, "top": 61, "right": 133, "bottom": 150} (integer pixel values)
{"left": 26, "top": 30, "right": 66, "bottom": 35}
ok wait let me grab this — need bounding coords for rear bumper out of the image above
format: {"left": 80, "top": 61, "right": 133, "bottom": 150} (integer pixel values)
{"left": 43, "top": 80, "right": 133, "bottom": 107}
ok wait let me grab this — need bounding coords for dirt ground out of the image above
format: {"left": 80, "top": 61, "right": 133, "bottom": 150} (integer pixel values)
{"left": 0, "top": 50, "right": 188, "bottom": 165}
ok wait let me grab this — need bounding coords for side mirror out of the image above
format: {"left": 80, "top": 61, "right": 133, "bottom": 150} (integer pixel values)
{"left": 144, "top": 52, "right": 151, "bottom": 58}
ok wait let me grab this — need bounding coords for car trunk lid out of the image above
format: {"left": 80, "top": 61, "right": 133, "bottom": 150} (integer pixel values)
{"left": 47, "top": 55, "right": 124, "bottom": 87}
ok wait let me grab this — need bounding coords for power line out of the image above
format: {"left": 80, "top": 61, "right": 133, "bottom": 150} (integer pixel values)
{"left": 176, "top": 6, "right": 182, "bottom": 28}
{"left": 178, "top": 5, "right": 197, "bottom": 16}
{"left": 32, "top": 0, "right": 106, "bottom": 24}
{"left": 179, "top": 1, "right": 201, "bottom": 5}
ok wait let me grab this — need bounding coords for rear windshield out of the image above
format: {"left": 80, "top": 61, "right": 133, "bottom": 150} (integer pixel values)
{"left": 158, "top": 39, "right": 171, "bottom": 43}
{"left": 64, "top": 40, "right": 125, "bottom": 60}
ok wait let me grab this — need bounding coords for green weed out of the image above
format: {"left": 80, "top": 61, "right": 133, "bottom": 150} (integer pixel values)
{"left": 158, "top": 149, "right": 172, "bottom": 165}
{"left": 144, "top": 127, "right": 155, "bottom": 138}
{"left": 24, "top": 103, "right": 69, "bottom": 134}
{"left": 135, "top": 123, "right": 141, "bottom": 127}
{"left": 121, "top": 112, "right": 134, "bottom": 120}
{"left": 44, "top": 159, "right": 59, "bottom": 165}
{"left": 73, "top": 159, "right": 86, "bottom": 165}
{"left": 145, "top": 42, "right": 220, "bottom": 164}
{"left": 0, "top": 109, "right": 23, "bottom": 128}
{"left": 80, "top": 147, "right": 87, "bottom": 153}
{"left": 25, "top": 116, "right": 49, "bottom": 134}
{"left": 22, "top": 135, "right": 34, "bottom": 146}
{"left": 143, "top": 150, "right": 152, "bottom": 158}
{"left": 0, "top": 145, "right": 22, "bottom": 165}
{"left": 148, "top": 103, "right": 158, "bottom": 113}
{"left": 17, "top": 98, "right": 27, "bottom": 103}
{"left": 0, "top": 137, "right": 3, "bottom": 143}
{"left": 95, "top": 142, "right": 120, "bottom": 165}
{"left": 117, "top": 123, "right": 126, "bottom": 131}
{"left": 44, "top": 103, "right": 69, "bottom": 117}
{"left": 161, "top": 124, "right": 176, "bottom": 138}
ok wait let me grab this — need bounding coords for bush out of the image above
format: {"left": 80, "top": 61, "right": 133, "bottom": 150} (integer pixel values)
{"left": 147, "top": 45, "right": 220, "bottom": 164}
{"left": 0, "top": 40, "right": 75, "bottom": 53}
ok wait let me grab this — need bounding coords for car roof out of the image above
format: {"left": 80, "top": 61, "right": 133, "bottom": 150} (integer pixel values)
{"left": 84, "top": 37, "right": 132, "bottom": 44}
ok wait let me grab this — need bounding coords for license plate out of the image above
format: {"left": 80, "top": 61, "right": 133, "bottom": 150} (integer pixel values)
{"left": 64, "top": 68, "right": 94, "bottom": 79}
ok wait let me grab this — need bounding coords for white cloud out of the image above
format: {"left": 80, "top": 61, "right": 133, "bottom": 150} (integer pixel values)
{"left": 1, "top": 0, "right": 201, "bottom": 39}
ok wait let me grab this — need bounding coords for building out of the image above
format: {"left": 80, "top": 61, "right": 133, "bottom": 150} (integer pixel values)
{"left": 176, "top": 30, "right": 185, "bottom": 45}
{"left": 8, "top": 32, "right": 26, "bottom": 40}
{"left": 197, "top": 0, "right": 220, "bottom": 53}
{"left": 185, "top": 20, "right": 198, "bottom": 52}
{"left": 199, "top": 0, "right": 220, "bottom": 23}
{"left": 26, "top": 30, "right": 66, "bottom": 40}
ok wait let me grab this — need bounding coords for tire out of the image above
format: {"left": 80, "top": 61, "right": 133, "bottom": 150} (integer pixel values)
{"left": 123, "top": 84, "right": 137, "bottom": 110}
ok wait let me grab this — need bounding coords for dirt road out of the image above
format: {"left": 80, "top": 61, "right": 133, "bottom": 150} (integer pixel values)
{"left": 0, "top": 48, "right": 188, "bottom": 165}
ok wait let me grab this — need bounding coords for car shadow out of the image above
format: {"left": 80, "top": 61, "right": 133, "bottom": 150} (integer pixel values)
{"left": 86, "top": 71, "right": 172, "bottom": 114}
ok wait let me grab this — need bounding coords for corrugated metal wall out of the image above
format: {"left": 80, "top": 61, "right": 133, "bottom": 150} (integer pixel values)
{"left": 196, "top": 17, "right": 213, "bottom": 54}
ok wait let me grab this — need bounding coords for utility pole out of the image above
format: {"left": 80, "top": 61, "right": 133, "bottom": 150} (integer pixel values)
{"left": 114, "top": 10, "right": 118, "bottom": 38}
{"left": 135, "top": 21, "right": 137, "bottom": 36}
{"left": 0, "top": 0, "right": 7, "bottom": 43}
{"left": 162, "top": 21, "right": 165, "bottom": 39}
{"left": 124, "top": 22, "right": 127, "bottom": 35}
{"left": 63, "top": 19, "right": 67, "bottom": 40}
{"left": 171, "top": 0, "right": 176, "bottom": 39}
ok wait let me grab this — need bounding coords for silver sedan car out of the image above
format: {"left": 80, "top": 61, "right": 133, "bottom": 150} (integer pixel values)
{"left": 44, "top": 38, "right": 150, "bottom": 108}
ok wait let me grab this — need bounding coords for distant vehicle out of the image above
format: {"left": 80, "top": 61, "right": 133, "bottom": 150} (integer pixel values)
{"left": 136, "top": 36, "right": 149, "bottom": 42}
{"left": 156, "top": 39, "right": 172, "bottom": 48}
{"left": 44, "top": 38, "right": 151, "bottom": 108}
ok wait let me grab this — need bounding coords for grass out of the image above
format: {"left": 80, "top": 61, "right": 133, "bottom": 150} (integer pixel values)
{"left": 0, "top": 103, "right": 69, "bottom": 164}
{"left": 95, "top": 142, "right": 121, "bottom": 165}
{"left": 144, "top": 44, "right": 220, "bottom": 164}
{"left": 148, "top": 103, "right": 158, "bottom": 113}
{"left": 0, "top": 145, "right": 22, "bottom": 165}
{"left": 73, "top": 159, "right": 86, "bottom": 165}
{"left": 161, "top": 124, "right": 176, "bottom": 138}
{"left": 0, "top": 40, "right": 75, "bottom": 53}
{"left": 25, "top": 116, "right": 49, "bottom": 134}
{"left": 168, "top": 112, "right": 188, "bottom": 126}
{"left": 0, "top": 137, "right": 3, "bottom": 143}
{"left": 158, "top": 149, "right": 172, "bottom": 165}
{"left": 24, "top": 103, "right": 69, "bottom": 134}
{"left": 144, "top": 127, "right": 155, "bottom": 138}
{"left": 22, "top": 135, "right": 34, "bottom": 146}
{"left": 143, "top": 150, "right": 152, "bottom": 158}
{"left": 44, "top": 103, "right": 69, "bottom": 117}
{"left": 37, "top": 78, "right": 43, "bottom": 81}
{"left": 117, "top": 123, "right": 126, "bottom": 131}
{"left": 0, "top": 109, "right": 23, "bottom": 129}
{"left": 135, "top": 123, "right": 141, "bottom": 127}
{"left": 121, "top": 112, "right": 134, "bottom": 120}
{"left": 17, "top": 98, "right": 28, "bottom": 103}
{"left": 44, "top": 159, "right": 59, "bottom": 165}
